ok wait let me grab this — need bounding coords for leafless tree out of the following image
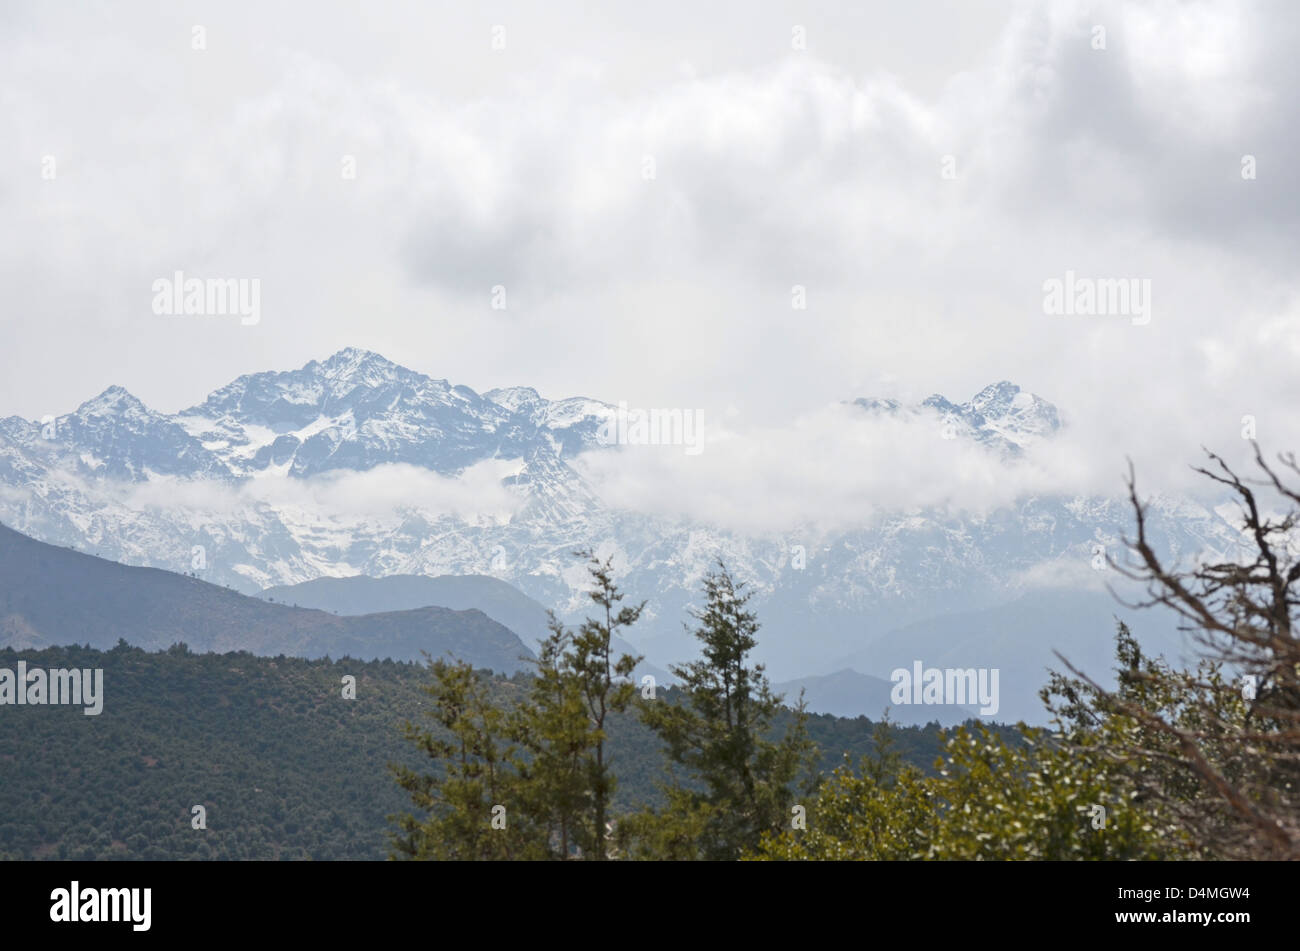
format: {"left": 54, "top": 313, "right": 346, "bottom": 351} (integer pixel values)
{"left": 1052, "top": 443, "right": 1300, "bottom": 859}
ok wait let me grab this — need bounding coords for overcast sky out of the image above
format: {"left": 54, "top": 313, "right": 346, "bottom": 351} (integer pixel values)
{"left": 2, "top": 0, "right": 1297, "bottom": 512}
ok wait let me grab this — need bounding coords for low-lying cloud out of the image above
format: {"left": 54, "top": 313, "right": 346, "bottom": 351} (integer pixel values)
{"left": 113, "top": 460, "right": 526, "bottom": 525}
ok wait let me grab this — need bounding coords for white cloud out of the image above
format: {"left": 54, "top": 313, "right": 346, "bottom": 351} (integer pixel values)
{"left": 115, "top": 460, "right": 525, "bottom": 524}
{"left": 1, "top": 0, "right": 1297, "bottom": 512}
{"left": 574, "top": 401, "right": 1128, "bottom": 534}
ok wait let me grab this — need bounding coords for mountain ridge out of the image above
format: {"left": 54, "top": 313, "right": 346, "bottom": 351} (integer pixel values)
{"left": 0, "top": 348, "right": 1243, "bottom": 700}
{"left": 0, "top": 521, "right": 535, "bottom": 671}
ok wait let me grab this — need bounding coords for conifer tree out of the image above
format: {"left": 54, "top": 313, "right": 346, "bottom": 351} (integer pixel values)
{"left": 511, "top": 616, "right": 596, "bottom": 857}
{"left": 522, "top": 550, "right": 644, "bottom": 858}
{"left": 629, "top": 562, "right": 817, "bottom": 859}
{"left": 389, "top": 658, "right": 542, "bottom": 860}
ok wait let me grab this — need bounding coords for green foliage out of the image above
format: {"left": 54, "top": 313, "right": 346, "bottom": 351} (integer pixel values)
{"left": 540, "top": 550, "right": 644, "bottom": 857}
{"left": 0, "top": 641, "right": 938, "bottom": 860}
{"left": 0, "top": 642, "right": 433, "bottom": 860}
{"left": 1039, "top": 622, "right": 1254, "bottom": 859}
{"left": 508, "top": 626, "right": 593, "bottom": 856}
{"left": 391, "top": 550, "right": 646, "bottom": 859}
{"left": 754, "top": 721, "right": 1177, "bottom": 860}
{"left": 622, "top": 563, "right": 817, "bottom": 859}
{"left": 754, "top": 629, "right": 1197, "bottom": 861}
{"left": 389, "top": 659, "right": 545, "bottom": 859}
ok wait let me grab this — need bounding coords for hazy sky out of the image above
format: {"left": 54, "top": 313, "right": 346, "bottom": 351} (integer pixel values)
{"left": 2, "top": 0, "right": 1297, "bottom": 505}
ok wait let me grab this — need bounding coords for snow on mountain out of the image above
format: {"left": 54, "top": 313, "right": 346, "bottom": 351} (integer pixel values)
{"left": 855, "top": 381, "right": 1061, "bottom": 454}
{"left": 0, "top": 386, "right": 230, "bottom": 484}
{"left": 0, "top": 349, "right": 1246, "bottom": 688}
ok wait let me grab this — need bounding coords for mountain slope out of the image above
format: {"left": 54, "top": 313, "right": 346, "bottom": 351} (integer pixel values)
{"left": 261, "top": 573, "right": 672, "bottom": 683}
{"left": 0, "top": 643, "right": 972, "bottom": 860}
{"left": 263, "top": 574, "right": 551, "bottom": 637}
{"left": 773, "top": 668, "right": 979, "bottom": 727}
{"left": 835, "top": 587, "right": 1193, "bottom": 723}
{"left": 0, "top": 522, "right": 534, "bottom": 671}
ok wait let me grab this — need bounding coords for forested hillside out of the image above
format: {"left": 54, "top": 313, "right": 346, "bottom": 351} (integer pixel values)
{"left": 0, "top": 642, "right": 973, "bottom": 860}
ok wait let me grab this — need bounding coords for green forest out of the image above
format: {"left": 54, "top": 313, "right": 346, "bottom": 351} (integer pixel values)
{"left": 0, "top": 638, "right": 964, "bottom": 860}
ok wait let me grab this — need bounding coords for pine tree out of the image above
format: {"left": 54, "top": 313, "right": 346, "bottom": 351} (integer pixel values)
{"left": 511, "top": 616, "right": 596, "bottom": 857}
{"left": 389, "top": 658, "right": 543, "bottom": 859}
{"left": 629, "top": 562, "right": 817, "bottom": 859}
{"left": 529, "top": 550, "right": 644, "bottom": 858}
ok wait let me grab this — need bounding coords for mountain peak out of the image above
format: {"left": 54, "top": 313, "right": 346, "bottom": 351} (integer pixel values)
{"left": 967, "top": 380, "right": 1022, "bottom": 416}
{"left": 485, "top": 386, "right": 543, "bottom": 413}
{"left": 852, "top": 382, "right": 1061, "bottom": 451}
{"left": 74, "top": 385, "right": 149, "bottom": 417}
{"left": 964, "top": 382, "right": 1060, "bottom": 437}
{"left": 851, "top": 397, "right": 902, "bottom": 415}
{"left": 970, "top": 380, "right": 1018, "bottom": 401}
{"left": 321, "top": 346, "right": 390, "bottom": 365}
{"left": 316, "top": 348, "right": 401, "bottom": 375}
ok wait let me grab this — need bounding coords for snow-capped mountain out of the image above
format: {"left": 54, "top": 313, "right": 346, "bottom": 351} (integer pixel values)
{"left": 0, "top": 349, "right": 1244, "bottom": 709}
{"left": 170, "top": 348, "right": 611, "bottom": 478}
{"left": 853, "top": 380, "right": 1062, "bottom": 454}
